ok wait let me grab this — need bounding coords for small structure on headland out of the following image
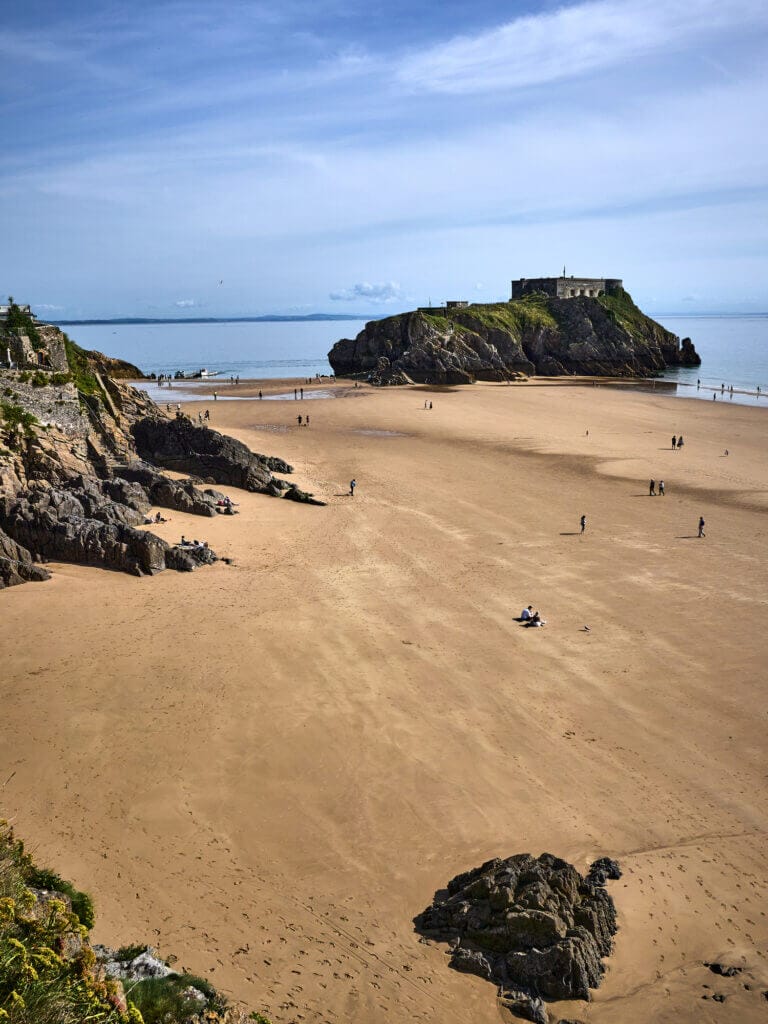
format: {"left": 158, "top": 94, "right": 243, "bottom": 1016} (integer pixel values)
{"left": 511, "top": 275, "right": 624, "bottom": 300}
{"left": 0, "top": 300, "right": 69, "bottom": 372}
{"left": 418, "top": 299, "right": 470, "bottom": 314}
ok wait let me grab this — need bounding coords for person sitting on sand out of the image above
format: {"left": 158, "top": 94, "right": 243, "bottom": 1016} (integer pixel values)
{"left": 520, "top": 606, "right": 533, "bottom": 621}
{"left": 180, "top": 535, "right": 187, "bottom": 546}
{"left": 527, "top": 612, "right": 546, "bottom": 627}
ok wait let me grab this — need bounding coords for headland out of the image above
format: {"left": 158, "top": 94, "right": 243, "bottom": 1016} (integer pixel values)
{"left": 328, "top": 283, "right": 700, "bottom": 384}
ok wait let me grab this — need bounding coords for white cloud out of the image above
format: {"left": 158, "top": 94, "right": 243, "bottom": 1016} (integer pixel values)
{"left": 397, "top": 0, "right": 768, "bottom": 94}
{"left": 329, "top": 281, "right": 402, "bottom": 303}
{"left": 175, "top": 299, "right": 195, "bottom": 307}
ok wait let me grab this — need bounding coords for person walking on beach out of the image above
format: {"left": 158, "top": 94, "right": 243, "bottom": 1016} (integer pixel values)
{"left": 297, "top": 414, "right": 302, "bottom": 426}
{"left": 350, "top": 478, "right": 356, "bottom": 497}
{"left": 649, "top": 479, "right": 656, "bottom": 496}
{"left": 697, "top": 378, "right": 700, "bottom": 389}
{"left": 294, "top": 388, "right": 297, "bottom": 399}
{"left": 259, "top": 390, "right": 263, "bottom": 400}
{"left": 305, "top": 414, "right": 310, "bottom": 427}
{"left": 672, "top": 435, "right": 677, "bottom": 450}
{"left": 580, "top": 514, "right": 587, "bottom": 534}
{"left": 659, "top": 480, "right": 665, "bottom": 496}
{"left": 677, "top": 435, "right": 684, "bottom": 450}
{"left": 698, "top": 516, "right": 706, "bottom": 538}
{"left": 300, "top": 387, "right": 304, "bottom": 399}
{"left": 213, "top": 391, "right": 217, "bottom": 401}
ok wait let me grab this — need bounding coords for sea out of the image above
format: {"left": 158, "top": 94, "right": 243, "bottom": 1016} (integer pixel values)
{"left": 62, "top": 314, "right": 768, "bottom": 408}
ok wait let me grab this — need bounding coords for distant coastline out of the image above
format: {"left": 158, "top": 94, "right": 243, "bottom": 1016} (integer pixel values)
{"left": 52, "top": 313, "right": 383, "bottom": 326}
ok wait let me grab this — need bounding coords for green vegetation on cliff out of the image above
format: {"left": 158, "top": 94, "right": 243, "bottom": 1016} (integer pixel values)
{"left": 0, "top": 403, "right": 39, "bottom": 446}
{"left": 0, "top": 820, "right": 272, "bottom": 1024}
{"left": 597, "top": 287, "right": 663, "bottom": 339}
{"left": 62, "top": 336, "right": 104, "bottom": 400}
{"left": 2, "top": 301, "right": 41, "bottom": 351}
{"left": 0, "top": 818, "right": 133, "bottom": 1024}
{"left": 450, "top": 296, "right": 557, "bottom": 336}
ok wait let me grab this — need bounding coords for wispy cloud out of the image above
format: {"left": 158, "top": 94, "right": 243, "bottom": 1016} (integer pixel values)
{"left": 330, "top": 281, "right": 403, "bottom": 303}
{"left": 175, "top": 299, "right": 196, "bottom": 307}
{"left": 397, "top": 0, "right": 768, "bottom": 93}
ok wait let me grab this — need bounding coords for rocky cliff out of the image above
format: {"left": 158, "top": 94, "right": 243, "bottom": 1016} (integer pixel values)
{"left": 0, "top": 325, "right": 323, "bottom": 589}
{"left": 328, "top": 289, "right": 700, "bottom": 385}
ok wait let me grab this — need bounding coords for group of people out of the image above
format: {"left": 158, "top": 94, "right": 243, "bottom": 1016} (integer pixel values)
{"left": 649, "top": 479, "right": 665, "bottom": 496}
{"left": 423, "top": 400, "right": 433, "bottom": 409}
{"left": 215, "top": 497, "right": 238, "bottom": 515}
{"left": 179, "top": 536, "right": 209, "bottom": 549}
{"left": 671, "top": 434, "right": 684, "bottom": 449}
{"left": 297, "top": 414, "right": 310, "bottom": 426}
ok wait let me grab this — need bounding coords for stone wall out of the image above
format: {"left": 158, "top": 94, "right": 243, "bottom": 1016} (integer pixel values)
{"left": 511, "top": 277, "right": 624, "bottom": 300}
{"left": 0, "top": 372, "right": 89, "bottom": 436}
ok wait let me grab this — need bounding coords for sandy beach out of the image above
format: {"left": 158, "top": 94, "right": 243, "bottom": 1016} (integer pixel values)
{"left": 1, "top": 380, "right": 766, "bottom": 1023}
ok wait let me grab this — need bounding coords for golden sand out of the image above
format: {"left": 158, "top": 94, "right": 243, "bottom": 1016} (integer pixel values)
{"left": 1, "top": 379, "right": 766, "bottom": 1022}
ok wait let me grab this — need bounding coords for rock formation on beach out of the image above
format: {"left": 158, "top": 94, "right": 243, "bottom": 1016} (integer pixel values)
{"left": 0, "top": 315, "right": 324, "bottom": 588}
{"left": 415, "top": 853, "right": 621, "bottom": 1023}
{"left": 328, "top": 288, "right": 700, "bottom": 385}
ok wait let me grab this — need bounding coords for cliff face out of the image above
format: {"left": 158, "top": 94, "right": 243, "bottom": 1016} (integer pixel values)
{"left": 0, "top": 336, "right": 322, "bottom": 589}
{"left": 328, "top": 290, "right": 700, "bottom": 385}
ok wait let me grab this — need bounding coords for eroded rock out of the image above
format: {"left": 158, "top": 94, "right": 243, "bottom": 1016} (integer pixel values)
{"left": 415, "top": 853, "right": 620, "bottom": 1021}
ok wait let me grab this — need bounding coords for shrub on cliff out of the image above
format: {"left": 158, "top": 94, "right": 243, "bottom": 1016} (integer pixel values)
{"left": 0, "top": 820, "right": 273, "bottom": 1024}
{"left": 0, "top": 819, "right": 135, "bottom": 1023}
{"left": 2, "top": 300, "right": 41, "bottom": 350}
{"left": 0, "top": 403, "right": 38, "bottom": 446}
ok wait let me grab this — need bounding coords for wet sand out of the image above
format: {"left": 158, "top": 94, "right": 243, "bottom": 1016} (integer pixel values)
{"left": 1, "top": 380, "right": 766, "bottom": 1023}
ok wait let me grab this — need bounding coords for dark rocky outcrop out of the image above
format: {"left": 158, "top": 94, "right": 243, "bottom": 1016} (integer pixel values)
{"left": 0, "top": 527, "right": 50, "bottom": 588}
{"left": 329, "top": 290, "right": 700, "bottom": 384}
{"left": 112, "top": 462, "right": 225, "bottom": 516}
{"left": 415, "top": 853, "right": 620, "bottom": 1023}
{"left": 132, "top": 416, "right": 326, "bottom": 504}
{"left": 3, "top": 485, "right": 172, "bottom": 576}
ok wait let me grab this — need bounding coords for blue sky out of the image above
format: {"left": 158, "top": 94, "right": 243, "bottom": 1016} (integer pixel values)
{"left": 1, "top": 0, "right": 767, "bottom": 316}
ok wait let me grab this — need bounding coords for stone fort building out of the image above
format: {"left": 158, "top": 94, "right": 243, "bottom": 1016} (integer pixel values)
{"left": 511, "top": 276, "right": 623, "bottom": 300}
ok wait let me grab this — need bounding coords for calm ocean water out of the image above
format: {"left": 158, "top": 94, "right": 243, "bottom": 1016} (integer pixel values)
{"left": 65, "top": 314, "right": 768, "bottom": 407}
